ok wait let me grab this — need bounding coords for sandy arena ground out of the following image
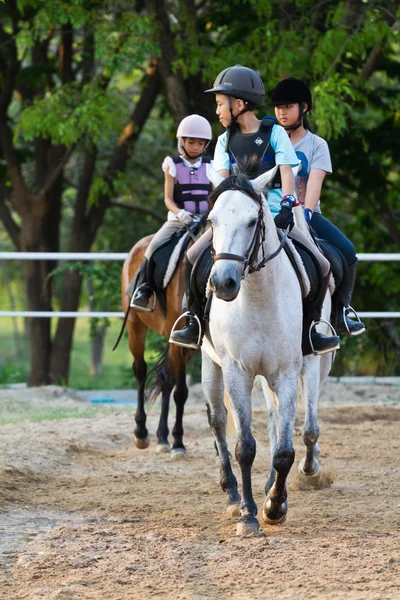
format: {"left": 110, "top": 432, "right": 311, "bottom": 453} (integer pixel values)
{"left": 0, "top": 381, "right": 399, "bottom": 600}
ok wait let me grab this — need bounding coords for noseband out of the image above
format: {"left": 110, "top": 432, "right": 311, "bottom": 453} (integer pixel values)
{"left": 212, "top": 189, "right": 289, "bottom": 277}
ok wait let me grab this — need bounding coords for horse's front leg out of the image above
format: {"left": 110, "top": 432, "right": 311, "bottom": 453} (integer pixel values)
{"left": 223, "top": 361, "right": 258, "bottom": 536}
{"left": 128, "top": 319, "right": 150, "bottom": 449}
{"left": 262, "top": 371, "right": 298, "bottom": 525}
{"left": 202, "top": 352, "right": 241, "bottom": 516}
{"left": 298, "top": 355, "right": 321, "bottom": 476}
{"left": 170, "top": 366, "right": 189, "bottom": 459}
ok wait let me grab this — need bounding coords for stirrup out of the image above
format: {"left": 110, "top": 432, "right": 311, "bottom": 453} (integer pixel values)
{"left": 309, "top": 319, "right": 340, "bottom": 356}
{"left": 342, "top": 305, "right": 366, "bottom": 336}
{"left": 169, "top": 311, "right": 202, "bottom": 350}
{"left": 129, "top": 288, "right": 156, "bottom": 313}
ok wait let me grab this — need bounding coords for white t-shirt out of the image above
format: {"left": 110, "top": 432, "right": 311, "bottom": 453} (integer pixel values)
{"left": 292, "top": 130, "right": 332, "bottom": 214}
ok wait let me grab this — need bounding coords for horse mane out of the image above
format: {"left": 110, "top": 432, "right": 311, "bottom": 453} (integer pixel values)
{"left": 209, "top": 156, "right": 265, "bottom": 207}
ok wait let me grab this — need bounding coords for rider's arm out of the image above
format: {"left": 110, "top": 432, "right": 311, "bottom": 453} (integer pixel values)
{"left": 213, "top": 132, "right": 230, "bottom": 179}
{"left": 163, "top": 164, "right": 181, "bottom": 215}
{"left": 304, "top": 169, "right": 326, "bottom": 213}
{"left": 280, "top": 164, "right": 295, "bottom": 198}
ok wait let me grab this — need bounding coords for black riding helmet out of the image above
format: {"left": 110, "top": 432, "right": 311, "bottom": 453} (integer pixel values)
{"left": 270, "top": 78, "right": 312, "bottom": 110}
{"left": 270, "top": 78, "right": 312, "bottom": 132}
{"left": 205, "top": 64, "right": 265, "bottom": 108}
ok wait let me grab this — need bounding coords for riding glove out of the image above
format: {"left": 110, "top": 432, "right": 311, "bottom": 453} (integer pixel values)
{"left": 274, "top": 195, "right": 296, "bottom": 231}
{"left": 176, "top": 208, "right": 194, "bottom": 226}
{"left": 304, "top": 207, "right": 313, "bottom": 225}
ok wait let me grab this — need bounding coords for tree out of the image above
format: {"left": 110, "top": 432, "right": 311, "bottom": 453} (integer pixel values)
{"left": 1, "top": 0, "right": 399, "bottom": 384}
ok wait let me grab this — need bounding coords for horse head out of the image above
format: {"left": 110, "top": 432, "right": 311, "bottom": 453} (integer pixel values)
{"left": 207, "top": 162, "right": 278, "bottom": 301}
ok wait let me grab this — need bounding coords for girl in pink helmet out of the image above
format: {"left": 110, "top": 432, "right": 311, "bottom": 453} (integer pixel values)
{"left": 131, "top": 114, "right": 213, "bottom": 311}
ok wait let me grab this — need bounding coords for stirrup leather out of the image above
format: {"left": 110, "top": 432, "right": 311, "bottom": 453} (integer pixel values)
{"left": 129, "top": 288, "right": 156, "bottom": 313}
{"left": 309, "top": 319, "right": 340, "bottom": 356}
{"left": 341, "top": 305, "right": 365, "bottom": 336}
{"left": 169, "top": 311, "right": 202, "bottom": 350}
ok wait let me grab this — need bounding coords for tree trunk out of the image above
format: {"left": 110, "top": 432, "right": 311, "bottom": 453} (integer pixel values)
{"left": 49, "top": 269, "right": 83, "bottom": 384}
{"left": 90, "top": 321, "right": 108, "bottom": 377}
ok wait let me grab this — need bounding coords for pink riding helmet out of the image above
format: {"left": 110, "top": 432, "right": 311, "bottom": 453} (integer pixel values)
{"left": 176, "top": 114, "right": 212, "bottom": 155}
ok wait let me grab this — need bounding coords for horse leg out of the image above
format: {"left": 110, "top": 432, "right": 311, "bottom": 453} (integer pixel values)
{"left": 156, "top": 379, "right": 173, "bottom": 454}
{"left": 202, "top": 352, "right": 241, "bottom": 516}
{"left": 128, "top": 318, "right": 150, "bottom": 449}
{"left": 262, "top": 372, "right": 297, "bottom": 525}
{"left": 259, "top": 377, "right": 278, "bottom": 494}
{"left": 170, "top": 364, "right": 188, "bottom": 459}
{"left": 298, "top": 355, "right": 321, "bottom": 476}
{"left": 223, "top": 361, "right": 258, "bottom": 536}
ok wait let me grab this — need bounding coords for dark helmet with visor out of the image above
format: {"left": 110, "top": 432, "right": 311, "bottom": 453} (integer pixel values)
{"left": 269, "top": 77, "right": 312, "bottom": 111}
{"left": 205, "top": 65, "right": 265, "bottom": 108}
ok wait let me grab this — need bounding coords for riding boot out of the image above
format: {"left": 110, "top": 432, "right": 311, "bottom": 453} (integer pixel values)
{"left": 170, "top": 259, "right": 202, "bottom": 349}
{"left": 303, "top": 271, "right": 341, "bottom": 356}
{"left": 130, "top": 257, "right": 154, "bottom": 311}
{"left": 331, "top": 259, "right": 365, "bottom": 336}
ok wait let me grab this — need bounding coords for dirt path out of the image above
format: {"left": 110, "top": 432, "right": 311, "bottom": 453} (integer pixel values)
{"left": 0, "top": 383, "right": 399, "bottom": 600}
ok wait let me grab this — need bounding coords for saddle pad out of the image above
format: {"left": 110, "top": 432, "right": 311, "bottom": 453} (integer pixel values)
{"left": 284, "top": 239, "right": 323, "bottom": 302}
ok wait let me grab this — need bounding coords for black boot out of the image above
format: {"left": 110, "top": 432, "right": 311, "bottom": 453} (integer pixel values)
{"left": 332, "top": 260, "right": 366, "bottom": 337}
{"left": 303, "top": 271, "right": 341, "bottom": 356}
{"left": 170, "top": 259, "right": 202, "bottom": 349}
{"left": 130, "top": 257, "right": 154, "bottom": 312}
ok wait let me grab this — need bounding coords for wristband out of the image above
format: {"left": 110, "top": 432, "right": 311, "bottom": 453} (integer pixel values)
{"left": 281, "top": 194, "right": 297, "bottom": 209}
{"left": 304, "top": 208, "right": 313, "bottom": 223}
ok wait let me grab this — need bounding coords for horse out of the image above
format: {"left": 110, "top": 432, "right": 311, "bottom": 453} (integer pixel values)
{"left": 121, "top": 234, "right": 194, "bottom": 459}
{"left": 202, "top": 162, "right": 334, "bottom": 536}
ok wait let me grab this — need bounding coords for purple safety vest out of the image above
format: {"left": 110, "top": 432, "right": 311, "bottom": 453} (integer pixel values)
{"left": 172, "top": 156, "right": 212, "bottom": 216}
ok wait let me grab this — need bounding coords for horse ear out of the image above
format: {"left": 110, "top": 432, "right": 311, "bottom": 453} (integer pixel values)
{"left": 250, "top": 166, "right": 279, "bottom": 193}
{"left": 206, "top": 163, "right": 225, "bottom": 188}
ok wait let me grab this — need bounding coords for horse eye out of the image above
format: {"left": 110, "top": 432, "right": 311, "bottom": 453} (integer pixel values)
{"left": 248, "top": 219, "right": 257, "bottom": 228}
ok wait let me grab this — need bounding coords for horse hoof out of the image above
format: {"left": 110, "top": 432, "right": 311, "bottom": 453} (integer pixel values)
{"left": 226, "top": 503, "right": 240, "bottom": 518}
{"left": 261, "top": 499, "right": 288, "bottom": 525}
{"left": 236, "top": 518, "right": 259, "bottom": 537}
{"left": 298, "top": 457, "right": 320, "bottom": 476}
{"left": 133, "top": 434, "right": 150, "bottom": 449}
{"left": 171, "top": 448, "right": 186, "bottom": 460}
{"left": 156, "top": 443, "right": 171, "bottom": 454}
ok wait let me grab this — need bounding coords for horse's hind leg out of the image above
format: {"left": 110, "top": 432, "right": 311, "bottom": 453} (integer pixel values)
{"left": 156, "top": 376, "right": 174, "bottom": 454}
{"left": 299, "top": 355, "right": 321, "bottom": 476}
{"left": 262, "top": 372, "right": 297, "bottom": 525}
{"left": 127, "top": 318, "right": 150, "bottom": 449}
{"left": 202, "top": 352, "right": 241, "bottom": 516}
{"left": 259, "top": 377, "right": 278, "bottom": 494}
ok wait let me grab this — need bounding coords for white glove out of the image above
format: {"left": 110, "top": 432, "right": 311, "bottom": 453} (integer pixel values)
{"left": 176, "top": 208, "right": 194, "bottom": 226}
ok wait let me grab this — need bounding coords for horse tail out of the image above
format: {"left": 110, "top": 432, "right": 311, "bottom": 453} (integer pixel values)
{"left": 145, "top": 343, "right": 173, "bottom": 409}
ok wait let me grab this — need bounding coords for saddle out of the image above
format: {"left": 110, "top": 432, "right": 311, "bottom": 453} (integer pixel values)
{"left": 189, "top": 232, "right": 348, "bottom": 354}
{"left": 129, "top": 219, "right": 205, "bottom": 318}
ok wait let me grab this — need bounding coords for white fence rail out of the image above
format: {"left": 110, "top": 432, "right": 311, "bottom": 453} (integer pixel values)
{"left": 0, "top": 252, "right": 399, "bottom": 319}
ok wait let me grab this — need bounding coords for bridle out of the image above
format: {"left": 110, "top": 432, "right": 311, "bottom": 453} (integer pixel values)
{"left": 211, "top": 189, "right": 289, "bottom": 278}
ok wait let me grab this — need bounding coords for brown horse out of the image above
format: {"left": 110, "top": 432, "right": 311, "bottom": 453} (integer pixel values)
{"left": 121, "top": 234, "right": 193, "bottom": 459}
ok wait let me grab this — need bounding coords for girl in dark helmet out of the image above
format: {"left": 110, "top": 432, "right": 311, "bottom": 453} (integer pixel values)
{"left": 270, "top": 77, "right": 365, "bottom": 337}
{"left": 170, "top": 65, "right": 340, "bottom": 355}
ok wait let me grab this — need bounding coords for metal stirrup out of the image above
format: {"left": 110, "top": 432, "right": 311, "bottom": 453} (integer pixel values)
{"left": 130, "top": 288, "right": 156, "bottom": 313}
{"left": 343, "top": 305, "right": 365, "bottom": 336}
{"left": 309, "top": 319, "right": 340, "bottom": 356}
{"left": 169, "top": 311, "right": 202, "bottom": 349}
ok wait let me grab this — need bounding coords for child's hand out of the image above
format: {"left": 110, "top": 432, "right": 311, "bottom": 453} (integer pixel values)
{"left": 176, "top": 209, "right": 194, "bottom": 226}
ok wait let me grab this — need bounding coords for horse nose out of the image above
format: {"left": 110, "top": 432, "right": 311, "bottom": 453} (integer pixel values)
{"left": 211, "top": 271, "right": 240, "bottom": 301}
{"left": 224, "top": 277, "right": 237, "bottom": 294}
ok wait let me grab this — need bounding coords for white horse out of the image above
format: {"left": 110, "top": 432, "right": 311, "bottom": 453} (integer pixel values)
{"left": 202, "top": 163, "right": 333, "bottom": 536}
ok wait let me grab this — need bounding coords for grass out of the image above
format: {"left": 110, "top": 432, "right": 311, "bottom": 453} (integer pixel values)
{"left": 0, "top": 317, "right": 201, "bottom": 389}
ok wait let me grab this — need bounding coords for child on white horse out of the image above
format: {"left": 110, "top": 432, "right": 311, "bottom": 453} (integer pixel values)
{"left": 270, "top": 78, "right": 365, "bottom": 337}
{"left": 131, "top": 114, "right": 213, "bottom": 311}
{"left": 170, "top": 65, "right": 340, "bottom": 355}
